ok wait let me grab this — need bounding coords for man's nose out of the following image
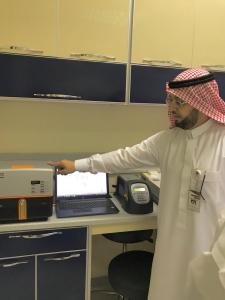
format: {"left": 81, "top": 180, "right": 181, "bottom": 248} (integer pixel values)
{"left": 170, "top": 101, "right": 178, "bottom": 111}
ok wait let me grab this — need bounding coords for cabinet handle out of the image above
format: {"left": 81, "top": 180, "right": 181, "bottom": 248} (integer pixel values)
{"left": 33, "top": 93, "right": 82, "bottom": 100}
{"left": 0, "top": 45, "right": 43, "bottom": 55}
{"left": 1, "top": 261, "right": 29, "bottom": 268}
{"left": 44, "top": 253, "right": 80, "bottom": 262}
{"left": 142, "top": 59, "right": 182, "bottom": 67}
{"left": 8, "top": 231, "right": 63, "bottom": 239}
{"left": 201, "top": 64, "right": 225, "bottom": 71}
{"left": 70, "top": 52, "right": 116, "bottom": 61}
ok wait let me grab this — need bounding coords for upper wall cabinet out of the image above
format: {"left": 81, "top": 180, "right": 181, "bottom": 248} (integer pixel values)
{"left": 0, "top": 0, "right": 128, "bottom": 102}
{"left": 132, "top": 0, "right": 195, "bottom": 68}
{"left": 0, "top": 0, "right": 129, "bottom": 62}
{"left": 58, "top": 0, "right": 130, "bottom": 63}
{"left": 130, "top": 0, "right": 194, "bottom": 104}
{"left": 0, "top": 0, "right": 57, "bottom": 57}
{"left": 192, "top": 0, "right": 225, "bottom": 70}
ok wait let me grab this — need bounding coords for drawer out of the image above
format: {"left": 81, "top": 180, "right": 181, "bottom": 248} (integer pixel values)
{"left": 0, "top": 227, "right": 87, "bottom": 258}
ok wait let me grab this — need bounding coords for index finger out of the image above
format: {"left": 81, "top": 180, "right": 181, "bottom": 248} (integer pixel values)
{"left": 47, "top": 161, "right": 62, "bottom": 167}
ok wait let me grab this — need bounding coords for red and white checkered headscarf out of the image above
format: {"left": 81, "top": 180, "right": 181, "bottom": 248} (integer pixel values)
{"left": 166, "top": 68, "right": 225, "bottom": 128}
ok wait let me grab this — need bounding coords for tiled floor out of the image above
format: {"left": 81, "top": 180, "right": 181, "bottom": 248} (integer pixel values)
{"left": 91, "top": 276, "right": 119, "bottom": 300}
{"left": 91, "top": 290, "right": 119, "bottom": 300}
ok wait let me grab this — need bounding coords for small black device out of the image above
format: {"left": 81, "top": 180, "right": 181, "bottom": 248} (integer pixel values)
{"left": 115, "top": 174, "right": 153, "bottom": 214}
{"left": 145, "top": 178, "right": 160, "bottom": 205}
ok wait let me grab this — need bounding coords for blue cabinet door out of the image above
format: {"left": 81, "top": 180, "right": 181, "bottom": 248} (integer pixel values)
{"left": 0, "top": 256, "right": 35, "bottom": 300}
{"left": 130, "top": 65, "right": 185, "bottom": 104}
{"left": 130, "top": 65, "right": 225, "bottom": 104}
{"left": 37, "top": 251, "right": 87, "bottom": 300}
{"left": 0, "top": 53, "right": 126, "bottom": 102}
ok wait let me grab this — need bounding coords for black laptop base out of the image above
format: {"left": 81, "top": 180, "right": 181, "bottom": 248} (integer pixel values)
{"left": 56, "top": 198, "right": 119, "bottom": 218}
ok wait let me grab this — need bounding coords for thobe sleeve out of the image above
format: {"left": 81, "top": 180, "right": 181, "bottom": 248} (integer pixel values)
{"left": 75, "top": 132, "right": 164, "bottom": 173}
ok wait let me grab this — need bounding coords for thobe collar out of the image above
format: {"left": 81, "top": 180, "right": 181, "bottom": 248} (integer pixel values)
{"left": 185, "top": 119, "right": 214, "bottom": 139}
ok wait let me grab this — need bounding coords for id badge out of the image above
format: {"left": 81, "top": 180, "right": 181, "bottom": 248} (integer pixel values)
{"left": 188, "top": 169, "right": 206, "bottom": 212}
{"left": 188, "top": 191, "right": 201, "bottom": 212}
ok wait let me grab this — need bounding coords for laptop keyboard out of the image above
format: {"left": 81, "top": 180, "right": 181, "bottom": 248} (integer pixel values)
{"left": 58, "top": 198, "right": 117, "bottom": 211}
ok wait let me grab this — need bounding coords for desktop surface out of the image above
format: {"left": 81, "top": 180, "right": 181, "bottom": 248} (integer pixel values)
{"left": 0, "top": 196, "right": 158, "bottom": 234}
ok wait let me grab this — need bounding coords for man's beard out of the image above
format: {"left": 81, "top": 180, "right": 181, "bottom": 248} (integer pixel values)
{"left": 175, "top": 109, "right": 199, "bottom": 129}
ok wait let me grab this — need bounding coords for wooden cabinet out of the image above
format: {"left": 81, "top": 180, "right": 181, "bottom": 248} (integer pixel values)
{"left": 132, "top": 0, "right": 195, "bottom": 68}
{"left": 58, "top": 0, "right": 130, "bottom": 62}
{"left": 129, "top": 0, "right": 195, "bottom": 104}
{"left": 0, "top": 0, "right": 57, "bottom": 57}
{"left": 0, "top": 0, "right": 129, "bottom": 63}
{"left": 0, "top": 227, "right": 88, "bottom": 300}
{"left": 192, "top": 0, "right": 225, "bottom": 69}
{"left": 0, "top": 0, "right": 129, "bottom": 102}
{"left": 1, "top": 0, "right": 225, "bottom": 104}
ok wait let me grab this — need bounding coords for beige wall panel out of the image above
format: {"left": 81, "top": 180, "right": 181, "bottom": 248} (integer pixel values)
{"left": 58, "top": 0, "right": 129, "bottom": 62}
{"left": 0, "top": 101, "right": 168, "bottom": 154}
{"left": 0, "top": 0, "right": 57, "bottom": 56}
{"left": 132, "top": 0, "right": 195, "bottom": 67}
{"left": 192, "top": 0, "right": 225, "bottom": 68}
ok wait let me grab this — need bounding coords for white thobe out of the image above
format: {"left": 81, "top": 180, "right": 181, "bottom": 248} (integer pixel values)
{"left": 76, "top": 119, "right": 225, "bottom": 300}
{"left": 185, "top": 209, "right": 225, "bottom": 300}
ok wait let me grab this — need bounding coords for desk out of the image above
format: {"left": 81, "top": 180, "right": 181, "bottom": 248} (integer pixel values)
{"left": 0, "top": 156, "right": 159, "bottom": 299}
{"left": 0, "top": 196, "right": 157, "bottom": 300}
{"left": 0, "top": 196, "right": 157, "bottom": 235}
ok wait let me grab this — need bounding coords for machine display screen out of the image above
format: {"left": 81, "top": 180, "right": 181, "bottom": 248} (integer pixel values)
{"left": 31, "top": 180, "right": 41, "bottom": 185}
{"left": 133, "top": 187, "right": 146, "bottom": 192}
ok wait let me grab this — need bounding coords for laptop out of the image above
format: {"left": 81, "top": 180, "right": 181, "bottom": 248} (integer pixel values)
{"left": 55, "top": 171, "right": 119, "bottom": 218}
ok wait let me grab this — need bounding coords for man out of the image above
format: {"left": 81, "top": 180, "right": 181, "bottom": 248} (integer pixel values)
{"left": 49, "top": 68, "right": 225, "bottom": 300}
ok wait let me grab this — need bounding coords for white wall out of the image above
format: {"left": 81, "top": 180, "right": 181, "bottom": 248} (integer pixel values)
{"left": 0, "top": 99, "right": 168, "bottom": 154}
{"left": 1, "top": 99, "right": 166, "bottom": 280}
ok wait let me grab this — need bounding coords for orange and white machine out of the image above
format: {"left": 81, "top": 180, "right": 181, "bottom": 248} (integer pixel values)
{"left": 0, "top": 161, "right": 54, "bottom": 222}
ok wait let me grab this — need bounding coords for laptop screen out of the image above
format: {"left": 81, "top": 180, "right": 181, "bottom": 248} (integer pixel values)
{"left": 57, "top": 171, "right": 108, "bottom": 198}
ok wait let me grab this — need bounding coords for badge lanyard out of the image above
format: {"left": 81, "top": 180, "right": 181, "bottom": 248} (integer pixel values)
{"left": 188, "top": 169, "right": 206, "bottom": 212}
